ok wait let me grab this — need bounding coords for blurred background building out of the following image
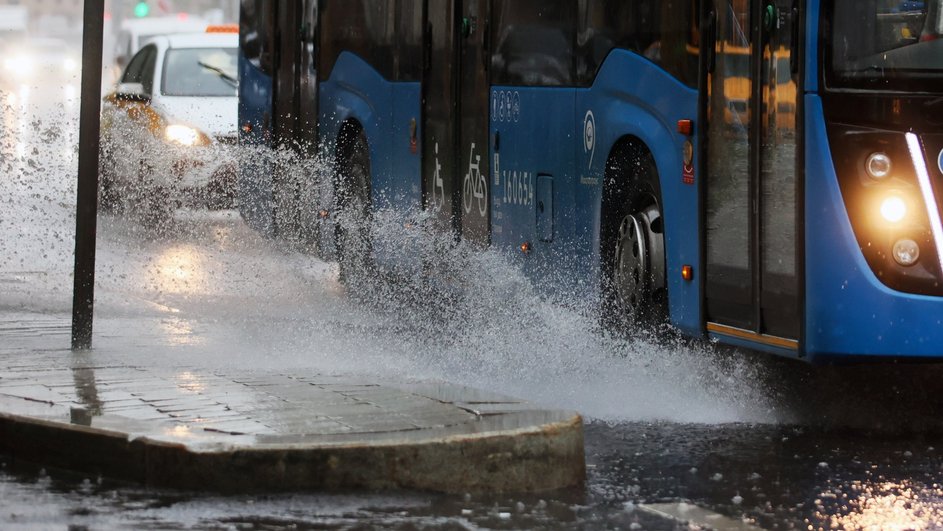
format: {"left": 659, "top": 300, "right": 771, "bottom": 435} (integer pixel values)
{"left": 0, "top": 0, "right": 238, "bottom": 91}
{"left": 0, "top": 0, "right": 237, "bottom": 41}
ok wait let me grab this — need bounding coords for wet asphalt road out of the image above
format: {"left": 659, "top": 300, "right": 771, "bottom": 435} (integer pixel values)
{"left": 4, "top": 411, "right": 943, "bottom": 529}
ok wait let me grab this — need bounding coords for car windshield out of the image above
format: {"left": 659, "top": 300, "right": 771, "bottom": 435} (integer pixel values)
{"left": 829, "top": 0, "right": 943, "bottom": 92}
{"left": 162, "top": 47, "right": 238, "bottom": 97}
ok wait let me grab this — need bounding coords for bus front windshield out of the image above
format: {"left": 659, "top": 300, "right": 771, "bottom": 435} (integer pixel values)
{"left": 829, "top": 0, "right": 943, "bottom": 92}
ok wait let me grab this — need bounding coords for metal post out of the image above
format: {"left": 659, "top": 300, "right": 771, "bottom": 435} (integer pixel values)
{"left": 71, "top": 0, "right": 105, "bottom": 350}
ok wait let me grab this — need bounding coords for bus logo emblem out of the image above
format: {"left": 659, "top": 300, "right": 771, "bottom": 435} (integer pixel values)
{"left": 583, "top": 110, "right": 596, "bottom": 170}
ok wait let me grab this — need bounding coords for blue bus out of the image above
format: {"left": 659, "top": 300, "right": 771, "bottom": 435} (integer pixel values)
{"left": 238, "top": 0, "right": 943, "bottom": 363}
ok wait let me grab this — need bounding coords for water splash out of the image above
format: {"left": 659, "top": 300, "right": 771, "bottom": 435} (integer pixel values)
{"left": 1, "top": 93, "right": 782, "bottom": 425}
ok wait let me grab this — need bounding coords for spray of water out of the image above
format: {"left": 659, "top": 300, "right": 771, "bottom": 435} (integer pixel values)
{"left": 0, "top": 91, "right": 785, "bottom": 425}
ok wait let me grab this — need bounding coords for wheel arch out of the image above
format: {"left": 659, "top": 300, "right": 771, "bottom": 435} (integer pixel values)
{"left": 602, "top": 135, "right": 663, "bottom": 216}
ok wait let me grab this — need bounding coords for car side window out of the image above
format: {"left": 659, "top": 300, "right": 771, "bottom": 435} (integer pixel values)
{"left": 139, "top": 47, "right": 158, "bottom": 95}
{"left": 121, "top": 45, "right": 156, "bottom": 89}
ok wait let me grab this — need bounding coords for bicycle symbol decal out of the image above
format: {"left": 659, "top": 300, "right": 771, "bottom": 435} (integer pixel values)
{"left": 462, "top": 142, "right": 488, "bottom": 217}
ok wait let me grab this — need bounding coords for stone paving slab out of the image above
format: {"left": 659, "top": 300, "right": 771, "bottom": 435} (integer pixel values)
{"left": 0, "top": 315, "right": 585, "bottom": 493}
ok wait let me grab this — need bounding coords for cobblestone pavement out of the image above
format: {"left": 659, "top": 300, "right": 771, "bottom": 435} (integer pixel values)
{"left": 0, "top": 314, "right": 584, "bottom": 493}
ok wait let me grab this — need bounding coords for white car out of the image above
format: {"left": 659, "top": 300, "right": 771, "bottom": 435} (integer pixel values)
{"left": 100, "top": 29, "right": 239, "bottom": 218}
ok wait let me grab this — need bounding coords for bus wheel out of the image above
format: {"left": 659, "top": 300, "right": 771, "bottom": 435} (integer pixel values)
{"left": 335, "top": 128, "right": 374, "bottom": 286}
{"left": 613, "top": 203, "right": 666, "bottom": 324}
{"left": 603, "top": 148, "right": 667, "bottom": 329}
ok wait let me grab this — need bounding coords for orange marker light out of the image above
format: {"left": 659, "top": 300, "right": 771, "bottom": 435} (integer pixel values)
{"left": 241, "top": 122, "right": 253, "bottom": 134}
{"left": 681, "top": 265, "right": 694, "bottom": 281}
{"left": 677, "top": 119, "right": 694, "bottom": 136}
{"left": 318, "top": 210, "right": 330, "bottom": 219}
{"left": 520, "top": 242, "right": 531, "bottom": 254}
{"left": 206, "top": 24, "right": 239, "bottom": 34}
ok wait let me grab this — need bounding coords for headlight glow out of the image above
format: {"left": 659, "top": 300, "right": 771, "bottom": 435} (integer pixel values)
{"left": 165, "top": 124, "right": 202, "bottom": 147}
{"left": 64, "top": 58, "right": 78, "bottom": 72}
{"left": 880, "top": 196, "right": 907, "bottom": 224}
{"left": 5, "top": 55, "right": 32, "bottom": 74}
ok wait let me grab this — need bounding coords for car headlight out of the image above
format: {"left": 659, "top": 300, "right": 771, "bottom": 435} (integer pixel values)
{"left": 5, "top": 55, "right": 32, "bottom": 75}
{"left": 165, "top": 124, "right": 207, "bottom": 147}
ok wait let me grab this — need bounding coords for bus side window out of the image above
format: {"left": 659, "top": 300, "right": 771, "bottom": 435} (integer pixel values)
{"left": 491, "top": 0, "right": 577, "bottom": 87}
{"left": 394, "top": 0, "right": 423, "bottom": 81}
{"left": 576, "top": 0, "right": 700, "bottom": 88}
{"left": 240, "top": 0, "right": 273, "bottom": 75}
{"left": 319, "top": 0, "right": 397, "bottom": 81}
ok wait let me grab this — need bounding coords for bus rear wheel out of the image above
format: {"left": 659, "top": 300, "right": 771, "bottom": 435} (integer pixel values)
{"left": 335, "top": 128, "right": 374, "bottom": 287}
{"left": 602, "top": 146, "right": 667, "bottom": 330}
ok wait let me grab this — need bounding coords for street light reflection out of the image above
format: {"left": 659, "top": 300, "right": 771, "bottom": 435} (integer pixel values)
{"left": 154, "top": 245, "right": 209, "bottom": 295}
{"left": 166, "top": 424, "right": 194, "bottom": 439}
{"left": 175, "top": 371, "right": 207, "bottom": 394}
{"left": 824, "top": 481, "right": 943, "bottom": 531}
{"left": 159, "top": 317, "right": 202, "bottom": 347}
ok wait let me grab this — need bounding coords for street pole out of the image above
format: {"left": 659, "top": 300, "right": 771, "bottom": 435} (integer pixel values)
{"left": 71, "top": 0, "right": 105, "bottom": 350}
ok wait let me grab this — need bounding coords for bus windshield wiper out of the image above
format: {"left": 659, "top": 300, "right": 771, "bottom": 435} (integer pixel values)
{"left": 198, "top": 61, "right": 238, "bottom": 88}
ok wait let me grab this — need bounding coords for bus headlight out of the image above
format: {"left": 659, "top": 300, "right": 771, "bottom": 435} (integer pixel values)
{"left": 866, "top": 152, "right": 892, "bottom": 180}
{"left": 879, "top": 195, "right": 907, "bottom": 223}
{"left": 892, "top": 239, "right": 920, "bottom": 266}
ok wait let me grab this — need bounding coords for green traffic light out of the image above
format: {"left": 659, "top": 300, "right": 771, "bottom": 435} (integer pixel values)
{"left": 134, "top": 2, "right": 149, "bottom": 17}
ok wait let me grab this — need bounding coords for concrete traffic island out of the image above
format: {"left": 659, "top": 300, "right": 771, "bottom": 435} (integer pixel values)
{"left": 0, "top": 318, "right": 585, "bottom": 494}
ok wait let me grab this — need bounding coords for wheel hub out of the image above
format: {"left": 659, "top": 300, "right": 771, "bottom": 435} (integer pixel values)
{"left": 614, "top": 213, "right": 649, "bottom": 315}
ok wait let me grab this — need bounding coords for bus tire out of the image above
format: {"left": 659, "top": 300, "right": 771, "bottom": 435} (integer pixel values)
{"left": 601, "top": 142, "right": 668, "bottom": 330}
{"left": 334, "top": 126, "right": 374, "bottom": 287}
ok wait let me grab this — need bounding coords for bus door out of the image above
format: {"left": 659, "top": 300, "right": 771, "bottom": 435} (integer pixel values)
{"left": 423, "top": 1, "right": 460, "bottom": 233}
{"left": 423, "top": 0, "right": 491, "bottom": 246}
{"left": 272, "top": 0, "right": 320, "bottom": 244}
{"left": 703, "top": 0, "right": 801, "bottom": 347}
{"left": 457, "top": 0, "right": 491, "bottom": 246}
{"left": 272, "top": 0, "right": 303, "bottom": 240}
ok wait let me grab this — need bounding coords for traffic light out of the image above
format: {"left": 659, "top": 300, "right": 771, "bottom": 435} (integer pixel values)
{"left": 134, "top": 2, "right": 149, "bottom": 17}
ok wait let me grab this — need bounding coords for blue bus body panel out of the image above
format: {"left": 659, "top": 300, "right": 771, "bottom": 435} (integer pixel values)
{"left": 237, "top": 52, "right": 274, "bottom": 237}
{"left": 805, "top": 95, "right": 943, "bottom": 361}
{"left": 489, "top": 88, "right": 580, "bottom": 294}
{"left": 490, "top": 51, "right": 700, "bottom": 334}
{"left": 319, "top": 52, "right": 422, "bottom": 272}
{"left": 578, "top": 50, "right": 702, "bottom": 336}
